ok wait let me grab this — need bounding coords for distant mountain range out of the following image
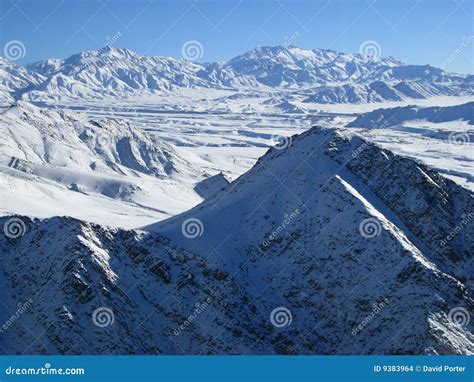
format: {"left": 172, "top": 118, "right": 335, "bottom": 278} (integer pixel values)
{"left": 1, "top": 45, "right": 472, "bottom": 103}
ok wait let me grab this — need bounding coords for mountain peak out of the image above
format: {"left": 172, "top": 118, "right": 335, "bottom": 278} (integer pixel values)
{"left": 96, "top": 46, "right": 137, "bottom": 58}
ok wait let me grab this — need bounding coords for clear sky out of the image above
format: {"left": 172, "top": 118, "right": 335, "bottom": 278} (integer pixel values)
{"left": 1, "top": 0, "right": 473, "bottom": 73}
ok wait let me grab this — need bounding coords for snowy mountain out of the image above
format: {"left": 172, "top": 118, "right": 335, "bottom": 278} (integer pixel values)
{"left": 0, "top": 44, "right": 472, "bottom": 355}
{"left": 211, "top": 45, "right": 403, "bottom": 87}
{"left": 148, "top": 126, "right": 474, "bottom": 294}
{"left": 0, "top": 101, "right": 208, "bottom": 227}
{"left": 348, "top": 102, "right": 474, "bottom": 128}
{"left": 2, "top": 127, "right": 472, "bottom": 355}
{"left": 2, "top": 45, "right": 470, "bottom": 103}
{"left": 24, "top": 47, "right": 213, "bottom": 100}
{"left": 0, "top": 58, "right": 45, "bottom": 105}
{"left": 345, "top": 102, "right": 474, "bottom": 191}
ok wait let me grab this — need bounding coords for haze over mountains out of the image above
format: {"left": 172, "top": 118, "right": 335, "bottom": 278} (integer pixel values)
{"left": 0, "top": 45, "right": 472, "bottom": 355}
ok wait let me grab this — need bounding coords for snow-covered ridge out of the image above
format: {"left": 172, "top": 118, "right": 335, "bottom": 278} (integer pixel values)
{"left": 0, "top": 101, "right": 207, "bottom": 227}
{"left": 1, "top": 45, "right": 471, "bottom": 103}
{"left": 149, "top": 126, "right": 473, "bottom": 283}
{"left": 0, "top": 101, "right": 200, "bottom": 179}
{"left": 0, "top": 57, "right": 46, "bottom": 104}
{"left": 345, "top": 102, "right": 474, "bottom": 191}
{"left": 1, "top": 127, "right": 472, "bottom": 355}
{"left": 347, "top": 102, "right": 474, "bottom": 128}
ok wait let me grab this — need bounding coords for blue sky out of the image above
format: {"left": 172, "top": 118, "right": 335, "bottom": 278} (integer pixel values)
{"left": 1, "top": 0, "right": 473, "bottom": 73}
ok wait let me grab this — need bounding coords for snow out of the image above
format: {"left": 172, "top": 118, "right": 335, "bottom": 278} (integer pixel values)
{"left": 1, "top": 88, "right": 473, "bottom": 227}
{"left": 2, "top": 126, "right": 472, "bottom": 354}
{"left": 0, "top": 101, "right": 207, "bottom": 228}
{"left": 346, "top": 102, "right": 474, "bottom": 191}
{"left": 0, "top": 45, "right": 473, "bottom": 355}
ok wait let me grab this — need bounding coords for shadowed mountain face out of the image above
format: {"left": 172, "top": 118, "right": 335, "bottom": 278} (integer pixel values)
{"left": 1, "top": 127, "right": 472, "bottom": 355}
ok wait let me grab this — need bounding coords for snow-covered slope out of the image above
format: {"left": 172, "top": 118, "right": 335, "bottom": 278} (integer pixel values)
{"left": 0, "top": 45, "right": 472, "bottom": 356}
{"left": 346, "top": 102, "right": 474, "bottom": 191}
{"left": 145, "top": 127, "right": 474, "bottom": 355}
{"left": 0, "top": 101, "right": 208, "bottom": 227}
{"left": 24, "top": 47, "right": 214, "bottom": 100}
{"left": 148, "top": 126, "right": 473, "bottom": 281}
{"left": 0, "top": 58, "right": 45, "bottom": 105}
{"left": 3, "top": 127, "right": 469, "bottom": 355}
{"left": 209, "top": 46, "right": 402, "bottom": 87}
{"left": 12, "top": 45, "right": 473, "bottom": 104}
{"left": 348, "top": 102, "right": 474, "bottom": 128}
